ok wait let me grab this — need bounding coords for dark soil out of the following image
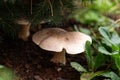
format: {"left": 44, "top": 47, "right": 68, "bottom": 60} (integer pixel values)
{"left": 0, "top": 35, "right": 86, "bottom": 80}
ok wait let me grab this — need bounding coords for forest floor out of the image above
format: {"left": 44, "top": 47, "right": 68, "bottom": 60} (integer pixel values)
{"left": 0, "top": 33, "right": 87, "bottom": 80}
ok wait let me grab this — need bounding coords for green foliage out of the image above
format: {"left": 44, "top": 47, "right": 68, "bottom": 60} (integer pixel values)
{"left": 71, "top": 61, "right": 107, "bottom": 80}
{"left": 65, "top": 0, "right": 120, "bottom": 79}
{"left": 0, "top": 65, "right": 17, "bottom": 80}
{"left": 94, "top": 54, "right": 106, "bottom": 70}
{"left": 73, "top": 9, "right": 113, "bottom": 26}
{"left": 85, "top": 41, "right": 107, "bottom": 71}
{"left": 101, "top": 71, "right": 120, "bottom": 80}
{"left": 71, "top": 0, "right": 120, "bottom": 27}
{"left": 71, "top": 62, "right": 87, "bottom": 72}
{"left": 114, "top": 54, "right": 120, "bottom": 71}
{"left": 71, "top": 40, "right": 120, "bottom": 79}
{"left": 74, "top": 25, "right": 91, "bottom": 35}
{"left": 80, "top": 71, "right": 104, "bottom": 80}
{"left": 98, "top": 26, "right": 120, "bottom": 73}
{"left": 98, "top": 27, "right": 120, "bottom": 54}
{"left": 90, "top": 0, "right": 115, "bottom": 13}
{"left": 85, "top": 41, "right": 94, "bottom": 71}
{"left": 70, "top": 41, "right": 117, "bottom": 80}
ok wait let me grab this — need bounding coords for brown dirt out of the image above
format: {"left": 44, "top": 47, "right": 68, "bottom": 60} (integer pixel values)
{"left": 0, "top": 36, "right": 86, "bottom": 80}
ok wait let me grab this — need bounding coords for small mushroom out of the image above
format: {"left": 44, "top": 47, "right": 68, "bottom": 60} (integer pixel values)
{"left": 15, "top": 18, "right": 31, "bottom": 41}
{"left": 32, "top": 28, "right": 92, "bottom": 64}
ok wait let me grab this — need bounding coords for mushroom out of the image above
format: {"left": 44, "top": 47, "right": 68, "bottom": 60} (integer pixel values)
{"left": 32, "top": 28, "right": 92, "bottom": 64}
{"left": 15, "top": 18, "right": 31, "bottom": 41}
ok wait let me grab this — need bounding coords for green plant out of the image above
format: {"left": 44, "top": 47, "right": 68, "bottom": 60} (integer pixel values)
{"left": 0, "top": 65, "right": 17, "bottom": 80}
{"left": 98, "top": 26, "right": 120, "bottom": 75}
{"left": 71, "top": 0, "right": 120, "bottom": 27}
{"left": 72, "top": 8, "right": 113, "bottom": 26}
{"left": 90, "top": 0, "right": 115, "bottom": 13}
{"left": 71, "top": 41, "right": 120, "bottom": 80}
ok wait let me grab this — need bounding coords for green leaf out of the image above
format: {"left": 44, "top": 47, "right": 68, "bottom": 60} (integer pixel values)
{"left": 92, "top": 0, "right": 114, "bottom": 13}
{"left": 98, "top": 46, "right": 118, "bottom": 55}
{"left": 94, "top": 54, "right": 106, "bottom": 70}
{"left": 74, "top": 9, "right": 103, "bottom": 25}
{"left": 0, "top": 65, "right": 4, "bottom": 69}
{"left": 113, "top": 54, "right": 120, "bottom": 70}
{"left": 98, "top": 46, "right": 110, "bottom": 55}
{"left": 74, "top": 25, "right": 91, "bottom": 35}
{"left": 80, "top": 71, "right": 104, "bottom": 80}
{"left": 99, "top": 27, "right": 120, "bottom": 46}
{"left": 74, "top": 25, "right": 79, "bottom": 32}
{"left": 85, "top": 41, "right": 94, "bottom": 71}
{"left": 101, "top": 71, "right": 120, "bottom": 80}
{"left": 0, "top": 67, "right": 17, "bottom": 80}
{"left": 70, "top": 62, "right": 87, "bottom": 72}
{"left": 99, "top": 27, "right": 111, "bottom": 40}
{"left": 79, "top": 27, "right": 91, "bottom": 35}
{"left": 111, "top": 44, "right": 119, "bottom": 51}
{"left": 111, "top": 33, "right": 120, "bottom": 45}
{"left": 102, "top": 38, "right": 112, "bottom": 47}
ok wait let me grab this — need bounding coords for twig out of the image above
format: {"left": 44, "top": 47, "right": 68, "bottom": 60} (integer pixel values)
{"left": 48, "top": 0, "right": 53, "bottom": 16}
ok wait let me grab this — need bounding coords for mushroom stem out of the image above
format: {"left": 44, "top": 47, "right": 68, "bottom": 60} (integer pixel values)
{"left": 18, "top": 24, "right": 31, "bottom": 41}
{"left": 51, "top": 49, "right": 66, "bottom": 65}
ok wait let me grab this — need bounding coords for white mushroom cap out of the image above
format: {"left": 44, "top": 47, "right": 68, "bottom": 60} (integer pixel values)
{"left": 32, "top": 28, "right": 92, "bottom": 54}
{"left": 64, "top": 32, "right": 92, "bottom": 54}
